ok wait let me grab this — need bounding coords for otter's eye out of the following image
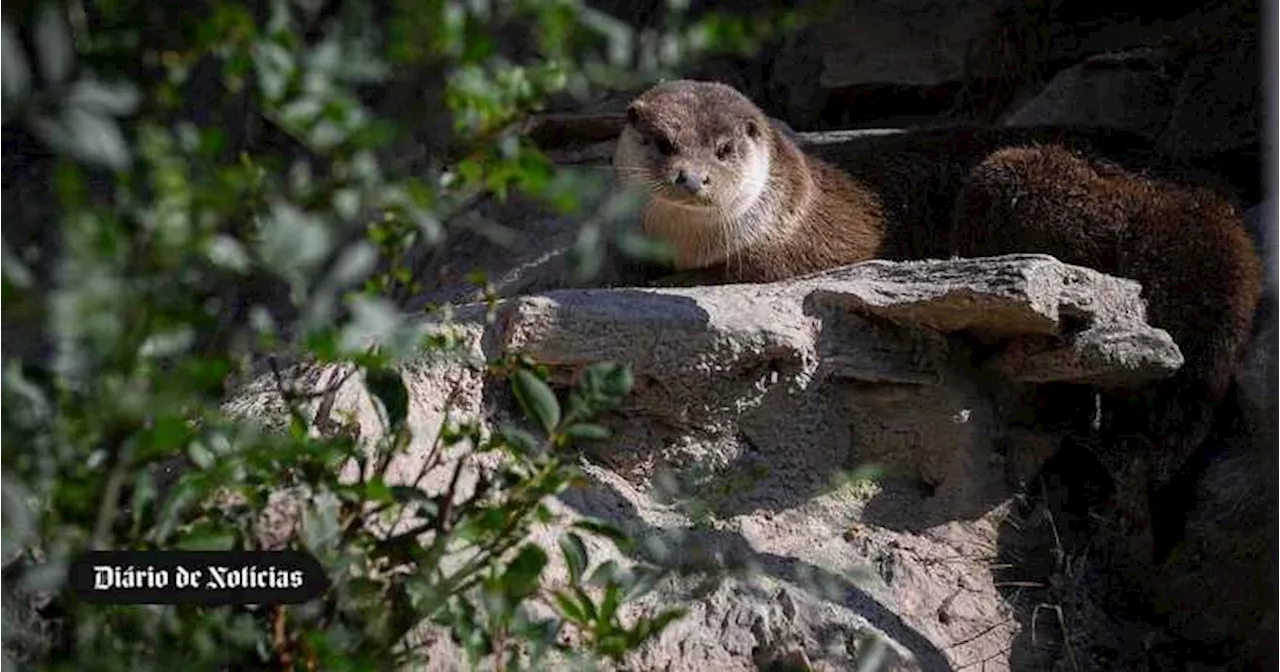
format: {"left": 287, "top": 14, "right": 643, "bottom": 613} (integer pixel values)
{"left": 655, "top": 135, "right": 676, "bottom": 156}
{"left": 715, "top": 141, "right": 733, "bottom": 161}
{"left": 626, "top": 106, "right": 640, "bottom": 126}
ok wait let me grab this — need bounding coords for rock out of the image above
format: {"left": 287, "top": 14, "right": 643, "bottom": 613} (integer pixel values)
{"left": 1038, "top": 198, "right": 1275, "bottom": 670}
{"left": 402, "top": 192, "right": 613, "bottom": 312}
{"left": 1181, "top": 449, "right": 1278, "bottom": 663}
{"left": 964, "top": 0, "right": 1258, "bottom": 121}
{"left": 1147, "top": 198, "right": 1280, "bottom": 669}
{"left": 1001, "top": 48, "right": 1181, "bottom": 139}
{"left": 768, "top": 0, "right": 1006, "bottom": 128}
{"left": 1145, "top": 390, "right": 1278, "bottom": 669}
{"left": 226, "top": 253, "right": 1183, "bottom": 670}
{"left": 808, "top": 0, "right": 1004, "bottom": 90}
{"left": 1156, "top": 28, "right": 1261, "bottom": 160}
{"left": 999, "top": 24, "right": 1262, "bottom": 203}
{"left": 1238, "top": 199, "right": 1279, "bottom": 427}
{"left": 580, "top": 0, "right": 1005, "bottom": 129}
{"left": 523, "top": 113, "right": 628, "bottom": 152}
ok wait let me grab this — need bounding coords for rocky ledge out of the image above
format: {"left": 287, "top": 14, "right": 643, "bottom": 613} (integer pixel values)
{"left": 227, "top": 254, "right": 1186, "bottom": 671}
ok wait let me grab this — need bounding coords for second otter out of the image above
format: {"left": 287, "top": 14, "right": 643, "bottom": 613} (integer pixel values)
{"left": 612, "top": 79, "right": 1262, "bottom": 474}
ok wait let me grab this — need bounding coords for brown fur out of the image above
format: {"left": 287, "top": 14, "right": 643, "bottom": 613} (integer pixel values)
{"left": 952, "top": 145, "right": 1262, "bottom": 426}
{"left": 614, "top": 80, "right": 886, "bottom": 281}
{"left": 614, "top": 79, "right": 1264, "bottom": 487}
{"left": 733, "top": 147, "right": 886, "bottom": 283}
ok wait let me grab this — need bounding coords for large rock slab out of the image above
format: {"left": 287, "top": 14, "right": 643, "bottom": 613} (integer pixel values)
{"left": 500, "top": 254, "right": 1181, "bottom": 390}
{"left": 804, "top": 0, "right": 1004, "bottom": 90}
{"left": 1155, "top": 28, "right": 1261, "bottom": 160}
{"left": 1001, "top": 48, "right": 1181, "bottom": 139}
{"left": 1001, "top": 25, "right": 1262, "bottom": 198}
{"left": 227, "top": 254, "right": 1183, "bottom": 671}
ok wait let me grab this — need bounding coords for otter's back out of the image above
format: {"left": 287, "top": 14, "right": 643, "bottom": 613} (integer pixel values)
{"left": 800, "top": 125, "right": 1241, "bottom": 260}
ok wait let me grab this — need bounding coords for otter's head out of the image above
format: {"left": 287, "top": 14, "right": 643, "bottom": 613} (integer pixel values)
{"left": 612, "top": 80, "right": 772, "bottom": 217}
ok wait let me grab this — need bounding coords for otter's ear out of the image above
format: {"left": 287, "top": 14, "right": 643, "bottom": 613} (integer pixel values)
{"left": 745, "top": 119, "right": 760, "bottom": 139}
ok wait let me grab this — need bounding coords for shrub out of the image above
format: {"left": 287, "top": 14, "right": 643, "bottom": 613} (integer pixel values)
{"left": 0, "top": 0, "right": 800, "bottom": 669}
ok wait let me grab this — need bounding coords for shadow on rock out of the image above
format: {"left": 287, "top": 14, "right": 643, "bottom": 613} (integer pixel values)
{"left": 556, "top": 471, "right": 957, "bottom": 672}
{"left": 990, "top": 383, "right": 1278, "bottom": 671}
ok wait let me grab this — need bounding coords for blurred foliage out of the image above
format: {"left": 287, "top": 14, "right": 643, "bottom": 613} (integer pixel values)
{"left": 0, "top": 0, "right": 805, "bottom": 669}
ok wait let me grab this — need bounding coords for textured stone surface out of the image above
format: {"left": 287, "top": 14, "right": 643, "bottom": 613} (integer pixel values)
{"left": 1001, "top": 48, "right": 1180, "bottom": 139}
{"left": 225, "top": 254, "right": 1185, "bottom": 671}
{"left": 1002, "top": 30, "right": 1261, "bottom": 167}
{"left": 1156, "top": 29, "right": 1261, "bottom": 159}
{"left": 808, "top": 0, "right": 1004, "bottom": 89}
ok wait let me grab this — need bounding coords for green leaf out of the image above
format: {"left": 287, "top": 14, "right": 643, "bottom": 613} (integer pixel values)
{"left": 390, "top": 485, "right": 434, "bottom": 506}
{"left": 1, "top": 475, "right": 35, "bottom": 560}
{"left": 362, "top": 478, "right": 393, "bottom": 503}
{"left": 126, "top": 469, "right": 156, "bottom": 530}
{"left": 558, "top": 532, "right": 588, "bottom": 584}
{"left": 206, "top": 235, "right": 251, "bottom": 274}
{"left": 598, "top": 583, "right": 621, "bottom": 625}
{"left": 615, "top": 228, "right": 675, "bottom": 265}
{"left": 34, "top": 4, "right": 72, "bottom": 85}
{"left": 497, "top": 426, "right": 540, "bottom": 456}
{"left": 252, "top": 40, "right": 294, "bottom": 102}
{"left": 567, "top": 221, "right": 605, "bottom": 283}
{"left": 572, "top": 518, "right": 633, "bottom": 553}
{"left": 332, "top": 187, "right": 361, "bottom": 220}
{"left": 853, "top": 634, "right": 889, "bottom": 672}
{"left": 830, "top": 463, "right": 886, "bottom": 490}
{"left": 258, "top": 200, "right": 333, "bottom": 280}
{"left": 328, "top": 242, "right": 376, "bottom": 287}
{"left": 587, "top": 560, "right": 619, "bottom": 588}
{"left": 502, "top": 544, "right": 548, "bottom": 599}
{"left": 153, "top": 476, "right": 206, "bottom": 542}
{"left": 1, "top": 241, "right": 33, "bottom": 289}
{"left": 553, "top": 591, "right": 587, "bottom": 624}
{"left": 187, "top": 441, "right": 216, "bottom": 470}
{"left": 571, "top": 585, "right": 597, "bottom": 621}
{"left": 623, "top": 565, "right": 664, "bottom": 602}
{"left": 572, "top": 362, "right": 634, "bottom": 416}
{"left": 562, "top": 423, "right": 611, "bottom": 442}
{"left": 66, "top": 79, "right": 140, "bottom": 116}
{"left": 33, "top": 108, "right": 131, "bottom": 170}
{"left": 602, "top": 363, "right": 634, "bottom": 400}
{"left": 639, "top": 608, "right": 687, "bottom": 645}
{"left": 177, "top": 522, "right": 238, "bottom": 551}
{"left": 512, "top": 369, "right": 560, "bottom": 433}
{"left": 1, "top": 21, "right": 30, "bottom": 103}
{"left": 365, "top": 365, "right": 409, "bottom": 429}
{"left": 17, "top": 560, "right": 67, "bottom": 595}
{"left": 301, "top": 490, "right": 343, "bottom": 556}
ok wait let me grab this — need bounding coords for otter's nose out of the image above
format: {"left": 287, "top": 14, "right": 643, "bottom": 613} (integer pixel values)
{"left": 673, "top": 169, "right": 709, "bottom": 193}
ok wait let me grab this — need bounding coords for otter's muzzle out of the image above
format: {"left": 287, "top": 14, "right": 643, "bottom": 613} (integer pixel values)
{"left": 673, "top": 169, "right": 710, "bottom": 195}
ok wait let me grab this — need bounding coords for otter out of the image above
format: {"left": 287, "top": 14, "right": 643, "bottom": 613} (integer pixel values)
{"left": 611, "top": 79, "right": 1263, "bottom": 498}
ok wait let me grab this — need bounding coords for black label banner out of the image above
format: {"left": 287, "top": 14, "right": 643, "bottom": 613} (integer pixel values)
{"left": 68, "top": 550, "right": 330, "bottom": 605}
